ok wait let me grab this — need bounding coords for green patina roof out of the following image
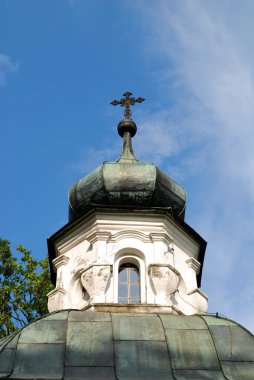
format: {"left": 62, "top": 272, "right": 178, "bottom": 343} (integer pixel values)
{"left": 68, "top": 123, "right": 187, "bottom": 222}
{"left": 68, "top": 162, "right": 187, "bottom": 223}
{"left": 0, "top": 310, "right": 253, "bottom": 379}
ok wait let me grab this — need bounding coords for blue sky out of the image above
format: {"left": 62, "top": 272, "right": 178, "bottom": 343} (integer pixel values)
{"left": 1, "top": 0, "right": 254, "bottom": 332}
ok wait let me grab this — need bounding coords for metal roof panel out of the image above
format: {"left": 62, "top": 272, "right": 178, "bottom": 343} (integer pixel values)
{"left": 166, "top": 329, "right": 220, "bottom": 370}
{"left": 160, "top": 315, "right": 207, "bottom": 330}
{"left": 0, "top": 311, "right": 253, "bottom": 380}
{"left": 115, "top": 340, "right": 174, "bottom": 380}
{"left": 221, "top": 361, "right": 254, "bottom": 380}
{"left": 64, "top": 366, "right": 116, "bottom": 380}
{"left": 112, "top": 314, "right": 165, "bottom": 341}
{"left": 66, "top": 321, "right": 114, "bottom": 367}
{"left": 11, "top": 343, "right": 65, "bottom": 379}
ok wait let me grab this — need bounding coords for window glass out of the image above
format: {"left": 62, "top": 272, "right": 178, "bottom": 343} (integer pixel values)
{"left": 130, "top": 268, "right": 139, "bottom": 282}
{"left": 118, "top": 283, "right": 128, "bottom": 298}
{"left": 119, "top": 268, "right": 127, "bottom": 282}
{"left": 130, "top": 284, "right": 139, "bottom": 298}
{"left": 118, "top": 263, "right": 140, "bottom": 304}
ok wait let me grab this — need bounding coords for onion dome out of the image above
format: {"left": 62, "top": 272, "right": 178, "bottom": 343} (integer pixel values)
{"left": 1, "top": 310, "right": 254, "bottom": 379}
{"left": 68, "top": 92, "right": 187, "bottom": 222}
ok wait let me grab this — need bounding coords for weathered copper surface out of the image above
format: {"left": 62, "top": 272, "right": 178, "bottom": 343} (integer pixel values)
{"left": 68, "top": 161, "right": 187, "bottom": 222}
{"left": 0, "top": 311, "right": 253, "bottom": 379}
{"left": 68, "top": 92, "right": 187, "bottom": 221}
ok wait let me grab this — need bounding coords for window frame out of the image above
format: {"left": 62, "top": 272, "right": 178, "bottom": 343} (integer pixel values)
{"left": 114, "top": 251, "right": 146, "bottom": 304}
{"left": 118, "top": 263, "right": 141, "bottom": 304}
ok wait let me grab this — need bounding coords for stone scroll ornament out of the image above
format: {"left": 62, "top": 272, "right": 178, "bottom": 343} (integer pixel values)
{"left": 81, "top": 265, "right": 111, "bottom": 303}
{"left": 149, "top": 264, "right": 180, "bottom": 304}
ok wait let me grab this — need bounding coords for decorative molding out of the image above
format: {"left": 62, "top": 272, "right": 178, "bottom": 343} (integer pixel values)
{"left": 188, "top": 288, "right": 208, "bottom": 301}
{"left": 186, "top": 257, "right": 201, "bottom": 273}
{"left": 86, "top": 230, "right": 111, "bottom": 245}
{"left": 79, "top": 264, "right": 113, "bottom": 276}
{"left": 52, "top": 255, "right": 69, "bottom": 270}
{"left": 55, "top": 221, "right": 98, "bottom": 254}
{"left": 148, "top": 263, "right": 180, "bottom": 276}
{"left": 47, "top": 287, "right": 68, "bottom": 313}
{"left": 109, "top": 229, "right": 150, "bottom": 243}
{"left": 149, "top": 232, "right": 172, "bottom": 245}
{"left": 81, "top": 303, "right": 180, "bottom": 315}
{"left": 47, "top": 287, "right": 67, "bottom": 298}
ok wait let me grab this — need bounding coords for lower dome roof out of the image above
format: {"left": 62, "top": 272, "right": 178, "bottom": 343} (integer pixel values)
{"left": 1, "top": 310, "right": 253, "bottom": 379}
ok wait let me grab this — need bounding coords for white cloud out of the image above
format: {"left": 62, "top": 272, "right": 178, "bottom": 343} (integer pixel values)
{"left": 134, "top": 112, "right": 179, "bottom": 164}
{"left": 0, "top": 54, "right": 19, "bottom": 86}
{"left": 133, "top": 0, "right": 254, "bottom": 331}
{"left": 71, "top": 0, "right": 254, "bottom": 331}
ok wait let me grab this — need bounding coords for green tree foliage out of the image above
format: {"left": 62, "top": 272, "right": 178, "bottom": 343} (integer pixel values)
{"left": 0, "top": 239, "right": 53, "bottom": 338}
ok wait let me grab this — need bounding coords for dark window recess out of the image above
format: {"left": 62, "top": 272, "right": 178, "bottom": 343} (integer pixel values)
{"left": 118, "top": 263, "right": 141, "bottom": 304}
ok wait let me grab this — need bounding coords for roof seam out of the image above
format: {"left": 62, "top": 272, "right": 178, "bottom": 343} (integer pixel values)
{"left": 200, "top": 315, "right": 226, "bottom": 377}
{"left": 157, "top": 314, "right": 177, "bottom": 380}
{"left": 110, "top": 312, "right": 119, "bottom": 380}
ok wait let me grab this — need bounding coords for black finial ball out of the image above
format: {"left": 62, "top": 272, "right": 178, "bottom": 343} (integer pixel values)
{"left": 117, "top": 119, "right": 137, "bottom": 138}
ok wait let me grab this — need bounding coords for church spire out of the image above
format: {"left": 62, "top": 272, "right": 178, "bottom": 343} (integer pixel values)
{"left": 111, "top": 91, "right": 145, "bottom": 163}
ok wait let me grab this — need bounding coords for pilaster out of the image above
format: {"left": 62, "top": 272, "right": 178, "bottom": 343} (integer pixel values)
{"left": 86, "top": 231, "right": 111, "bottom": 261}
{"left": 185, "top": 257, "right": 201, "bottom": 291}
{"left": 149, "top": 232, "right": 172, "bottom": 262}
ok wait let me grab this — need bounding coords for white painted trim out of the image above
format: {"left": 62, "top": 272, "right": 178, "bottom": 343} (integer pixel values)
{"left": 113, "top": 249, "right": 146, "bottom": 304}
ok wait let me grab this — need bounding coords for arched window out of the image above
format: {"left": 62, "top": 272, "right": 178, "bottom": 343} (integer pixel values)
{"left": 118, "top": 263, "right": 140, "bottom": 304}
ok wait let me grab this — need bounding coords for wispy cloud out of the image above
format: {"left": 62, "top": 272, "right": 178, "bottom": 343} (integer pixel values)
{"left": 69, "top": 0, "right": 254, "bottom": 331}
{"left": 0, "top": 54, "right": 19, "bottom": 86}
{"left": 67, "top": 145, "right": 120, "bottom": 176}
{"left": 133, "top": 1, "right": 254, "bottom": 331}
{"left": 135, "top": 112, "right": 180, "bottom": 164}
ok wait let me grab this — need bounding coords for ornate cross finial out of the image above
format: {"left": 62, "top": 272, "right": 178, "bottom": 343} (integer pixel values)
{"left": 111, "top": 91, "right": 145, "bottom": 119}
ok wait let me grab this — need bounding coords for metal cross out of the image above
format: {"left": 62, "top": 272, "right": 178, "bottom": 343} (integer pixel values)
{"left": 111, "top": 92, "right": 145, "bottom": 119}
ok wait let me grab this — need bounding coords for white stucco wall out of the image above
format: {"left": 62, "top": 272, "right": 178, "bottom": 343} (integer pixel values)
{"left": 47, "top": 210, "right": 208, "bottom": 315}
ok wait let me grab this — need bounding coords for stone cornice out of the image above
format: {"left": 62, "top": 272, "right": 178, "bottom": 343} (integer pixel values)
{"left": 188, "top": 288, "right": 208, "bottom": 300}
{"left": 81, "top": 303, "right": 183, "bottom": 315}
{"left": 149, "top": 232, "right": 172, "bottom": 245}
{"left": 86, "top": 231, "right": 111, "bottom": 245}
{"left": 52, "top": 255, "right": 69, "bottom": 270}
{"left": 47, "top": 287, "right": 67, "bottom": 298}
{"left": 186, "top": 257, "right": 201, "bottom": 273}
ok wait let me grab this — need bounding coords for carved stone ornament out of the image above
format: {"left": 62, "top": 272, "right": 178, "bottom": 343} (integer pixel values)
{"left": 80, "top": 265, "right": 112, "bottom": 303}
{"left": 149, "top": 264, "right": 180, "bottom": 304}
{"left": 47, "top": 288, "right": 67, "bottom": 313}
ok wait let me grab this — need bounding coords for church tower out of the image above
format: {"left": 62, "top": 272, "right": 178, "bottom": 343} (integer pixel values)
{"left": 47, "top": 92, "right": 208, "bottom": 315}
{"left": 1, "top": 93, "right": 253, "bottom": 380}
